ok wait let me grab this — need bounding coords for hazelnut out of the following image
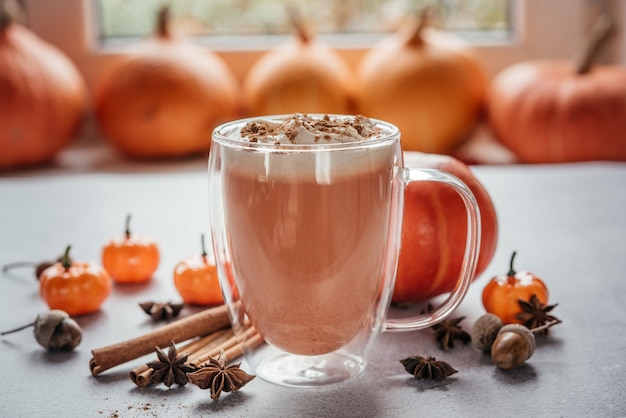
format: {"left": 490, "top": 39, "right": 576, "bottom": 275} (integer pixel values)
{"left": 490, "top": 324, "right": 535, "bottom": 370}
{"left": 471, "top": 313, "right": 503, "bottom": 352}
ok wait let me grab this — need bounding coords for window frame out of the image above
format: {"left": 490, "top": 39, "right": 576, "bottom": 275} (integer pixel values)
{"left": 22, "top": 0, "right": 624, "bottom": 91}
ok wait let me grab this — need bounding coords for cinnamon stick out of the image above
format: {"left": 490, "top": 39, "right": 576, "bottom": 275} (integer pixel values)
{"left": 90, "top": 304, "right": 231, "bottom": 376}
{"left": 130, "top": 326, "right": 263, "bottom": 388}
{"left": 187, "top": 328, "right": 236, "bottom": 364}
{"left": 189, "top": 326, "right": 258, "bottom": 367}
{"left": 130, "top": 328, "right": 237, "bottom": 387}
{"left": 128, "top": 328, "right": 231, "bottom": 386}
{"left": 224, "top": 331, "right": 264, "bottom": 363}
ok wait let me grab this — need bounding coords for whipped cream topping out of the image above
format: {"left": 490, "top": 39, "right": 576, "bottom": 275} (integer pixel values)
{"left": 239, "top": 114, "right": 384, "bottom": 145}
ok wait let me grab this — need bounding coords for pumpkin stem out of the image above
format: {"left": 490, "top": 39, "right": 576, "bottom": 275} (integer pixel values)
{"left": 574, "top": 14, "right": 615, "bottom": 75}
{"left": 507, "top": 251, "right": 517, "bottom": 277}
{"left": 0, "top": 0, "right": 26, "bottom": 29}
{"left": 287, "top": 5, "right": 312, "bottom": 44}
{"left": 405, "top": 8, "right": 430, "bottom": 47}
{"left": 62, "top": 245, "right": 72, "bottom": 270}
{"left": 125, "top": 213, "right": 132, "bottom": 239}
{"left": 201, "top": 233, "right": 208, "bottom": 258}
{"left": 156, "top": 5, "right": 172, "bottom": 39}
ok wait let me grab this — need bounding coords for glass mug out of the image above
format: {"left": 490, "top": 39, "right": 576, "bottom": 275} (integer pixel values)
{"left": 208, "top": 114, "right": 480, "bottom": 387}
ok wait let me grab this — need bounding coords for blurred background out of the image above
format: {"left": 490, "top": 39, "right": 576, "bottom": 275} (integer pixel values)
{"left": 2, "top": 0, "right": 625, "bottom": 168}
{"left": 22, "top": 0, "right": 624, "bottom": 86}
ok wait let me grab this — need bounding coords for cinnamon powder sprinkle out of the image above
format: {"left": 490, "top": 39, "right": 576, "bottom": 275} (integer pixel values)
{"left": 240, "top": 122, "right": 268, "bottom": 143}
{"left": 239, "top": 114, "right": 381, "bottom": 144}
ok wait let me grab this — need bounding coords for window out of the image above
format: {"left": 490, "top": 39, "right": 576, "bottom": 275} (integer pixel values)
{"left": 96, "top": 0, "right": 510, "bottom": 39}
{"left": 22, "top": 0, "right": 625, "bottom": 88}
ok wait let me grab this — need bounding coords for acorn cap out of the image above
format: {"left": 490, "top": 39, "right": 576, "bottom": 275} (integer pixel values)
{"left": 34, "top": 310, "right": 70, "bottom": 348}
{"left": 471, "top": 313, "right": 503, "bottom": 352}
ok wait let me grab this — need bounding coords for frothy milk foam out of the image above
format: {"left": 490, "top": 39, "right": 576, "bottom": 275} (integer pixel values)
{"left": 217, "top": 114, "right": 399, "bottom": 355}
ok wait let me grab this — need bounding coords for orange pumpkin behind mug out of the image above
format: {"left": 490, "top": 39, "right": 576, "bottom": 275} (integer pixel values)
{"left": 243, "top": 9, "right": 354, "bottom": 116}
{"left": 94, "top": 6, "right": 239, "bottom": 159}
{"left": 356, "top": 11, "right": 487, "bottom": 155}
{"left": 393, "top": 152, "right": 498, "bottom": 303}
{"left": 0, "top": 0, "right": 86, "bottom": 169}
{"left": 487, "top": 15, "right": 626, "bottom": 163}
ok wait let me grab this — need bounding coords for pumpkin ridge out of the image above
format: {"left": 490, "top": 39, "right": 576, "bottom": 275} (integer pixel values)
{"left": 424, "top": 190, "right": 449, "bottom": 297}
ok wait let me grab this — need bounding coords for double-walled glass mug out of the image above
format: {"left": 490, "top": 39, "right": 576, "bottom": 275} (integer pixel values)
{"left": 208, "top": 114, "right": 480, "bottom": 387}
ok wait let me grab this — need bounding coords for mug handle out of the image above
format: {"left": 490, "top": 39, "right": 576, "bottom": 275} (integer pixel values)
{"left": 384, "top": 168, "right": 481, "bottom": 332}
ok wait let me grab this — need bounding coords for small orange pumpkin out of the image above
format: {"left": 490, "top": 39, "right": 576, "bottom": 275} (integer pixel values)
{"left": 487, "top": 16, "right": 626, "bottom": 163}
{"left": 40, "top": 246, "right": 112, "bottom": 316}
{"left": 173, "top": 235, "right": 223, "bottom": 306}
{"left": 102, "top": 215, "right": 160, "bottom": 284}
{"left": 0, "top": 0, "right": 86, "bottom": 169}
{"left": 356, "top": 12, "right": 487, "bottom": 154}
{"left": 243, "top": 11, "right": 354, "bottom": 116}
{"left": 482, "top": 252, "right": 549, "bottom": 325}
{"left": 94, "top": 6, "right": 239, "bottom": 159}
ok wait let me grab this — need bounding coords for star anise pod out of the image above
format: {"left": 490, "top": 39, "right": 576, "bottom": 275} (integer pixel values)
{"left": 140, "top": 301, "right": 184, "bottom": 321}
{"left": 421, "top": 304, "right": 471, "bottom": 350}
{"left": 400, "top": 355, "right": 458, "bottom": 381}
{"left": 516, "top": 294, "right": 561, "bottom": 335}
{"left": 186, "top": 349, "right": 255, "bottom": 399}
{"left": 431, "top": 316, "right": 471, "bottom": 350}
{"left": 147, "top": 340, "right": 196, "bottom": 388}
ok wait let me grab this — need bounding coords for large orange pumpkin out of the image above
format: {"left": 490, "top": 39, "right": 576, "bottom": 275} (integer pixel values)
{"left": 0, "top": 1, "right": 86, "bottom": 169}
{"left": 393, "top": 152, "right": 498, "bottom": 302}
{"left": 487, "top": 16, "right": 626, "bottom": 163}
{"left": 357, "top": 12, "right": 487, "bottom": 154}
{"left": 94, "top": 7, "right": 239, "bottom": 159}
{"left": 242, "top": 13, "right": 354, "bottom": 116}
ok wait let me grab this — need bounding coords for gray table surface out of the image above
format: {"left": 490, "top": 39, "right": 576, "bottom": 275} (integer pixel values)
{"left": 1, "top": 147, "right": 625, "bottom": 418}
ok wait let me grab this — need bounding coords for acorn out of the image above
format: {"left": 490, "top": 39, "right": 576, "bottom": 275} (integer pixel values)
{"left": 471, "top": 313, "right": 503, "bottom": 353}
{"left": 1, "top": 310, "right": 83, "bottom": 351}
{"left": 490, "top": 323, "right": 535, "bottom": 370}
